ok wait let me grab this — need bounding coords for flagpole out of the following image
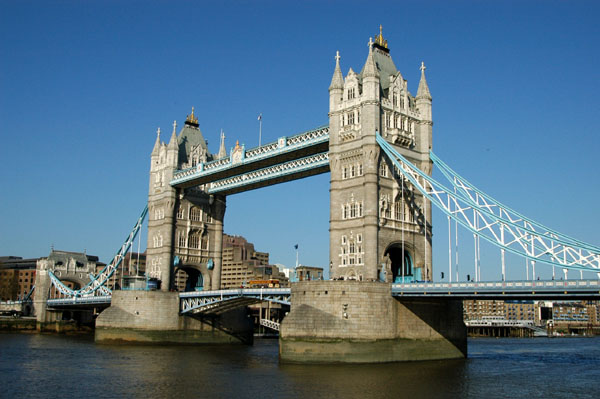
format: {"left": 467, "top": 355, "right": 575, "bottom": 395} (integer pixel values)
{"left": 258, "top": 113, "right": 262, "bottom": 146}
{"left": 295, "top": 244, "right": 299, "bottom": 268}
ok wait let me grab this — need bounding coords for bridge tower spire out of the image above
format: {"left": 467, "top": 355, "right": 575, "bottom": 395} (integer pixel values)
{"left": 146, "top": 108, "right": 226, "bottom": 292}
{"left": 328, "top": 28, "right": 433, "bottom": 283}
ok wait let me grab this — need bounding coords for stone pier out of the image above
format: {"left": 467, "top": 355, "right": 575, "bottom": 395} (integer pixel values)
{"left": 95, "top": 290, "right": 253, "bottom": 345}
{"left": 279, "top": 281, "right": 466, "bottom": 363}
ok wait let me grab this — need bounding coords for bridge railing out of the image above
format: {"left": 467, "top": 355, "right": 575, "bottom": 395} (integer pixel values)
{"left": 171, "top": 125, "right": 329, "bottom": 185}
{"left": 46, "top": 295, "right": 112, "bottom": 307}
{"left": 392, "top": 279, "right": 600, "bottom": 298}
{"left": 179, "top": 288, "right": 291, "bottom": 314}
{"left": 376, "top": 133, "right": 600, "bottom": 276}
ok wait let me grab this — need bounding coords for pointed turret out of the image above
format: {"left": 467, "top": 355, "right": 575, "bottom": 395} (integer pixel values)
{"left": 416, "top": 61, "right": 432, "bottom": 124}
{"left": 361, "top": 37, "right": 380, "bottom": 101}
{"left": 168, "top": 120, "right": 178, "bottom": 148}
{"left": 416, "top": 62, "right": 432, "bottom": 101}
{"left": 152, "top": 127, "right": 161, "bottom": 154}
{"left": 217, "top": 130, "right": 227, "bottom": 159}
{"left": 329, "top": 51, "right": 344, "bottom": 112}
{"left": 166, "top": 120, "right": 179, "bottom": 168}
{"left": 362, "top": 38, "right": 379, "bottom": 79}
{"left": 329, "top": 51, "right": 344, "bottom": 91}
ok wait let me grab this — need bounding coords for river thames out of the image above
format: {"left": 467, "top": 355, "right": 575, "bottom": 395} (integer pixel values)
{"left": 1, "top": 333, "right": 599, "bottom": 398}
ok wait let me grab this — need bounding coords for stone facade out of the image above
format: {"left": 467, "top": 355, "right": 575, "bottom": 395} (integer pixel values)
{"left": 96, "top": 290, "right": 253, "bottom": 344}
{"left": 147, "top": 110, "right": 225, "bottom": 291}
{"left": 280, "top": 281, "right": 466, "bottom": 363}
{"left": 328, "top": 29, "right": 433, "bottom": 283}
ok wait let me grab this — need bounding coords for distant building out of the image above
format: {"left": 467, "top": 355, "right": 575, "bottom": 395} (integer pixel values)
{"left": 220, "top": 234, "right": 288, "bottom": 289}
{"left": 0, "top": 256, "right": 39, "bottom": 301}
{"left": 97, "top": 252, "right": 146, "bottom": 290}
{"left": 37, "top": 250, "right": 105, "bottom": 299}
{"left": 294, "top": 265, "right": 323, "bottom": 282}
{"left": 463, "top": 300, "right": 505, "bottom": 321}
{"left": 463, "top": 299, "right": 600, "bottom": 329}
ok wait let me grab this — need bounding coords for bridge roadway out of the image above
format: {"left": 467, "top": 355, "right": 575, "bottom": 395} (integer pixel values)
{"left": 170, "top": 125, "right": 329, "bottom": 195}
{"left": 42, "top": 279, "right": 600, "bottom": 313}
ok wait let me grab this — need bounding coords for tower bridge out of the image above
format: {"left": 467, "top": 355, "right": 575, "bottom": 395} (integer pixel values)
{"left": 24, "top": 28, "right": 600, "bottom": 362}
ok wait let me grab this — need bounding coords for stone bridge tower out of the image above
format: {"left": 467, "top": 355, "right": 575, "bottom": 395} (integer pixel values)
{"left": 147, "top": 109, "right": 225, "bottom": 291}
{"left": 328, "top": 28, "right": 433, "bottom": 283}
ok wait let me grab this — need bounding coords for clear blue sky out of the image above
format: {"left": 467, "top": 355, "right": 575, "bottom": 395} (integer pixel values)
{"left": 1, "top": 0, "right": 598, "bottom": 281}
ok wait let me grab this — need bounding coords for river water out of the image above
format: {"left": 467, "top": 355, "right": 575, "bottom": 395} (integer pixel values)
{"left": 1, "top": 333, "right": 599, "bottom": 398}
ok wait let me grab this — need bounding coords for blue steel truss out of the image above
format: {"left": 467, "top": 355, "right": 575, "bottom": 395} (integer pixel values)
{"left": 180, "top": 288, "right": 291, "bottom": 314}
{"left": 392, "top": 279, "right": 600, "bottom": 299}
{"left": 48, "top": 205, "right": 148, "bottom": 298}
{"left": 171, "top": 125, "right": 329, "bottom": 188}
{"left": 376, "top": 134, "right": 600, "bottom": 275}
{"left": 206, "top": 152, "right": 329, "bottom": 195}
{"left": 46, "top": 296, "right": 112, "bottom": 307}
{"left": 430, "top": 151, "right": 600, "bottom": 253}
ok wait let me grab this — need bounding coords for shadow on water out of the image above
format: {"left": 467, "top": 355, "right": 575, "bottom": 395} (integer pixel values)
{"left": 1, "top": 334, "right": 599, "bottom": 399}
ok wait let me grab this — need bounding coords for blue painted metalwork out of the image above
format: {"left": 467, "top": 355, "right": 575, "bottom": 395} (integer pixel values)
{"left": 430, "top": 151, "right": 600, "bottom": 253}
{"left": 206, "top": 152, "right": 329, "bottom": 194}
{"left": 171, "top": 125, "right": 329, "bottom": 187}
{"left": 180, "top": 288, "right": 291, "bottom": 314}
{"left": 46, "top": 296, "right": 112, "bottom": 307}
{"left": 392, "top": 279, "right": 600, "bottom": 299}
{"left": 48, "top": 205, "right": 148, "bottom": 298}
{"left": 376, "top": 134, "right": 600, "bottom": 274}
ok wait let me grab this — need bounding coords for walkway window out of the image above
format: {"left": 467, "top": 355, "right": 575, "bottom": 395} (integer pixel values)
{"left": 190, "top": 207, "right": 202, "bottom": 222}
{"left": 189, "top": 233, "right": 200, "bottom": 249}
{"left": 178, "top": 231, "right": 186, "bottom": 248}
{"left": 203, "top": 205, "right": 212, "bottom": 223}
{"left": 380, "top": 163, "right": 388, "bottom": 178}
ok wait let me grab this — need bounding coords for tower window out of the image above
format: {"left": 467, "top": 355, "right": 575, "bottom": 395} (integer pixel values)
{"left": 348, "top": 87, "right": 355, "bottom": 100}
{"left": 190, "top": 207, "right": 202, "bottom": 222}
{"left": 380, "top": 163, "right": 388, "bottom": 178}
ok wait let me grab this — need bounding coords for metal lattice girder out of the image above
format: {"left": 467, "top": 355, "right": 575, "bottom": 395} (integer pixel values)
{"left": 171, "top": 125, "right": 330, "bottom": 188}
{"left": 260, "top": 319, "right": 280, "bottom": 331}
{"left": 180, "top": 288, "right": 291, "bottom": 314}
{"left": 376, "top": 134, "right": 600, "bottom": 273}
{"left": 392, "top": 279, "right": 600, "bottom": 299}
{"left": 430, "top": 151, "right": 600, "bottom": 253}
{"left": 48, "top": 205, "right": 148, "bottom": 298}
{"left": 46, "top": 296, "right": 112, "bottom": 308}
{"left": 206, "top": 152, "right": 329, "bottom": 195}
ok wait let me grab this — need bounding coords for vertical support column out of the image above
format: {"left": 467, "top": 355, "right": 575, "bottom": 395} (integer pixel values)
{"left": 33, "top": 258, "right": 52, "bottom": 329}
{"left": 211, "top": 195, "right": 226, "bottom": 290}
{"left": 363, "top": 143, "right": 380, "bottom": 280}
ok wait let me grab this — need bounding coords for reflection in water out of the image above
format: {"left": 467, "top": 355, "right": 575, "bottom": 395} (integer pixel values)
{"left": 1, "top": 334, "right": 599, "bottom": 399}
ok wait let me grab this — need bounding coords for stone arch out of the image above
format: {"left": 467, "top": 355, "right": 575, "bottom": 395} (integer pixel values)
{"left": 384, "top": 242, "right": 415, "bottom": 283}
{"left": 175, "top": 265, "right": 207, "bottom": 292}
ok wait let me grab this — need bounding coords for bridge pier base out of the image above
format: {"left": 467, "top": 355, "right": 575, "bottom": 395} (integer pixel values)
{"left": 279, "top": 281, "right": 466, "bottom": 363}
{"left": 95, "top": 291, "right": 253, "bottom": 345}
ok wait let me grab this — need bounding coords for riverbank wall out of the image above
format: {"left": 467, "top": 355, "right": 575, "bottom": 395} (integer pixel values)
{"left": 280, "top": 281, "right": 467, "bottom": 363}
{"left": 95, "top": 290, "right": 253, "bottom": 345}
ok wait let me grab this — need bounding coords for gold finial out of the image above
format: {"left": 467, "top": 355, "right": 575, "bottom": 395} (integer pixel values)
{"left": 186, "top": 106, "right": 199, "bottom": 124}
{"left": 374, "top": 25, "right": 388, "bottom": 49}
{"left": 235, "top": 140, "right": 240, "bottom": 150}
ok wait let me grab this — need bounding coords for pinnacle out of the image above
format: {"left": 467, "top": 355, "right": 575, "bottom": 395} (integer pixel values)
{"left": 416, "top": 62, "right": 431, "bottom": 100}
{"left": 329, "top": 50, "right": 344, "bottom": 91}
